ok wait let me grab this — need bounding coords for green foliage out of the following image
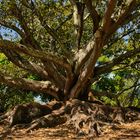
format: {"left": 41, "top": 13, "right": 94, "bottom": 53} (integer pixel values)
{"left": 101, "top": 96, "right": 117, "bottom": 106}
{"left": 92, "top": 38, "right": 140, "bottom": 107}
{"left": 92, "top": 69, "right": 140, "bottom": 107}
{"left": 0, "top": 53, "right": 26, "bottom": 77}
{"left": 0, "top": 53, "right": 35, "bottom": 112}
{"left": 0, "top": 85, "right": 34, "bottom": 112}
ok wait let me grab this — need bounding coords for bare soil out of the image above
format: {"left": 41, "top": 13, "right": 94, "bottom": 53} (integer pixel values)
{"left": 1, "top": 120, "right": 140, "bottom": 140}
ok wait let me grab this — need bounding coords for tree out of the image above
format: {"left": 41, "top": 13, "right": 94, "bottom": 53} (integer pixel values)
{"left": 0, "top": 0, "right": 140, "bottom": 137}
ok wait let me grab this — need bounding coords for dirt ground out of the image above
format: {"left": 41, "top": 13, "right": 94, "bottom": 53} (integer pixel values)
{"left": 1, "top": 120, "right": 140, "bottom": 140}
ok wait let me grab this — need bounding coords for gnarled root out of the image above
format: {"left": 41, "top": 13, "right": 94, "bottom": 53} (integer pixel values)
{"left": 1, "top": 99, "right": 140, "bottom": 138}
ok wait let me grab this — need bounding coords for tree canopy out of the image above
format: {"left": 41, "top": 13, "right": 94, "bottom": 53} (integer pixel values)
{"left": 0, "top": 0, "right": 140, "bottom": 106}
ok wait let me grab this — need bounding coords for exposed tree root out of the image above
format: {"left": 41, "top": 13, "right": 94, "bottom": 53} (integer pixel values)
{"left": 0, "top": 99, "right": 140, "bottom": 138}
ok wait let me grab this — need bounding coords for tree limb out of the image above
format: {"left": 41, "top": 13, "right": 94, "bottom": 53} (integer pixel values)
{"left": 94, "top": 47, "right": 140, "bottom": 76}
{"left": 70, "top": 0, "right": 85, "bottom": 48}
{"left": 84, "top": 0, "right": 100, "bottom": 33}
{"left": 0, "top": 49, "right": 50, "bottom": 80}
{"left": 102, "top": 0, "right": 117, "bottom": 33}
{"left": 0, "top": 39, "right": 73, "bottom": 85}
{"left": 0, "top": 40, "right": 70, "bottom": 68}
{"left": 42, "top": 61, "right": 65, "bottom": 89}
{"left": 0, "top": 72, "right": 60, "bottom": 100}
{"left": 3, "top": 48, "right": 66, "bottom": 89}
{"left": 107, "top": 0, "right": 137, "bottom": 37}
{"left": 70, "top": 30, "right": 104, "bottom": 98}
{"left": 74, "top": 29, "right": 104, "bottom": 75}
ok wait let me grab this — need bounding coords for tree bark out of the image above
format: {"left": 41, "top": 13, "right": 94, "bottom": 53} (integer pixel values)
{"left": 0, "top": 73, "right": 61, "bottom": 100}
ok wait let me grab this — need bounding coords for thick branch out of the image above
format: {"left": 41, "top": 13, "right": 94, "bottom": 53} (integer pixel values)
{"left": 74, "top": 29, "right": 104, "bottom": 75}
{"left": 70, "top": 1, "right": 85, "bottom": 48}
{"left": 107, "top": 0, "right": 137, "bottom": 37}
{"left": 0, "top": 40, "right": 73, "bottom": 86}
{"left": 84, "top": 0, "right": 100, "bottom": 33}
{"left": 0, "top": 40, "right": 71, "bottom": 70}
{"left": 0, "top": 73, "right": 60, "bottom": 100}
{"left": 94, "top": 47, "right": 140, "bottom": 76}
{"left": 102, "top": 0, "right": 117, "bottom": 33}
{"left": 70, "top": 30, "right": 104, "bottom": 98}
{"left": 2, "top": 48, "right": 66, "bottom": 89}
{"left": 74, "top": 38, "right": 95, "bottom": 75}
{"left": 1, "top": 49, "right": 50, "bottom": 80}
{"left": 42, "top": 61, "right": 65, "bottom": 89}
